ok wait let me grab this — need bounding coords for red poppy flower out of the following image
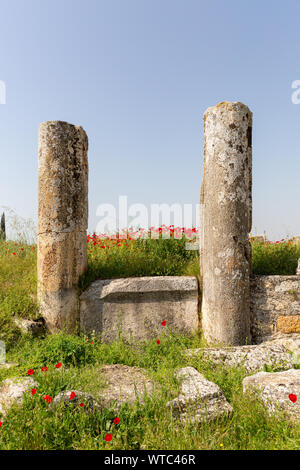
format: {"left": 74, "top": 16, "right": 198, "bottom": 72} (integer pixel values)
{"left": 0, "top": 422, "right": 2, "bottom": 428}
{"left": 90, "top": 341, "right": 94, "bottom": 344}
{"left": 105, "top": 433, "right": 113, "bottom": 442}
{"left": 161, "top": 320, "right": 166, "bottom": 327}
{"left": 55, "top": 362, "right": 62, "bottom": 368}
{"left": 31, "top": 388, "right": 37, "bottom": 395}
{"left": 12, "top": 252, "right": 16, "bottom": 255}
{"left": 289, "top": 393, "right": 297, "bottom": 403}
{"left": 41, "top": 366, "right": 48, "bottom": 372}
{"left": 156, "top": 339, "right": 161, "bottom": 345}
{"left": 69, "top": 391, "right": 76, "bottom": 400}
{"left": 43, "top": 395, "right": 52, "bottom": 404}
{"left": 27, "top": 369, "right": 34, "bottom": 376}
{"left": 114, "top": 417, "right": 120, "bottom": 424}
{"left": 79, "top": 403, "right": 84, "bottom": 407}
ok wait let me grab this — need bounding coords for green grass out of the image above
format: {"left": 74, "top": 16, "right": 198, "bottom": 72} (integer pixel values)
{"left": 0, "top": 332, "right": 299, "bottom": 450}
{"left": 251, "top": 239, "right": 300, "bottom": 275}
{"left": 0, "top": 241, "right": 38, "bottom": 347}
{"left": 79, "top": 232, "right": 300, "bottom": 291}
{"left": 80, "top": 231, "right": 198, "bottom": 291}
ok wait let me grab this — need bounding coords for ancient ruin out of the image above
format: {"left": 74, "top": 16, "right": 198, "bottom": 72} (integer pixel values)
{"left": 200, "top": 102, "right": 252, "bottom": 345}
{"left": 36, "top": 104, "right": 300, "bottom": 345}
{"left": 37, "top": 121, "right": 88, "bottom": 332}
{"left": 80, "top": 276, "right": 199, "bottom": 341}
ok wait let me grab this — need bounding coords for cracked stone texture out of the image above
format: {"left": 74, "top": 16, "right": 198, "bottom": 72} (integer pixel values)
{"left": 185, "top": 342, "right": 295, "bottom": 372}
{"left": 243, "top": 369, "right": 300, "bottom": 419}
{"left": 37, "top": 121, "right": 88, "bottom": 332}
{"left": 0, "top": 377, "right": 36, "bottom": 417}
{"left": 251, "top": 275, "right": 300, "bottom": 342}
{"left": 38, "top": 121, "right": 88, "bottom": 233}
{"left": 167, "top": 367, "right": 232, "bottom": 423}
{"left": 200, "top": 101, "right": 252, "bottom": 346}
{"left": 53, "top": 364, "right": 160, "bottom": 412}
{"left": 80, "top": 276, "right": 199, "bottom": 342}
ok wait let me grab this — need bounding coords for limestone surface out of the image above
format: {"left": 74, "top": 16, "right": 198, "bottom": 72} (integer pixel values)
{"left": 0, "top": 377, "right": 36, "bottom": 417}
{"left": 185, "top": 342, "right": 295, "bottom": 372}
{"left": 264, "top": 335, "right": 300, "bottom": 362}
{"left": 250, "top": 275, "right": 300, "bottom": 342}
{"left": 277, "top": 315, "right": 300, "bottom": 334}
{"left": 95, "top": 364, "right": 161, "bottom": 408}
{"left": 167, "top": 367, "right": 232, "bottom": 423}
{"left": 38, "top": 121, "right": 88, "bottom": 234}
{"left": 37, "top": 120, "right": 88, "bottom": 332}
{"left": 243, "top": 369, "right": 300, "bottom": 419}
{"left": 200, "top": 101, "right": 252, "bottom": 346}
{"left": 80, "top": 276, "right": 199, "bottom": 342}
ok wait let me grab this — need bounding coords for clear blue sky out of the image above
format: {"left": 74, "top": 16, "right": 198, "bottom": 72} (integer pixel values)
{"left": 1, "top": 0, "right": 300, "bottom": 241}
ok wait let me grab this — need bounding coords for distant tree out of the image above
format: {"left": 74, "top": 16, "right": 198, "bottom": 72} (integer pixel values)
{"left": 0, "top": 212, "right": 6, "bottom": 241}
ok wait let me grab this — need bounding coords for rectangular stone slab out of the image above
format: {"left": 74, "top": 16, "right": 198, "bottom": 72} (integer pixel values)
{"left": 80, "top": 276, "right": 199, "bottom": 342}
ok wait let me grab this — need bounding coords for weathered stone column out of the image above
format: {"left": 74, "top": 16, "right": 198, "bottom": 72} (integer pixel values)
{"left": 38, "top": 121, "right": 88, "bottom": 332}
{"left": 200, "top": 102, "right": 252, "bottom": 345}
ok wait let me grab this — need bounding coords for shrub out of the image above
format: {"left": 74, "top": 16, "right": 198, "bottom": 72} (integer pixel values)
{"left": 251, "top": 239, "right": 300, "bottom": 275}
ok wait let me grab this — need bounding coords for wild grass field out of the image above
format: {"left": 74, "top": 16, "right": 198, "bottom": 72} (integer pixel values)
{"left": 0, "top": 228, "right": 299, "bottom": 450}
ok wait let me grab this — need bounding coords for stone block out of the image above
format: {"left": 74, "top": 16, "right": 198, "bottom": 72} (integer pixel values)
{"left": 13, "top": 318, "right": 45, "bottom": 336}
{"left": 167, "top": 367, "right": 232, "bottom": 423}
{"left": 243, "top": 369, "right": 300, "bottom": 420}
{"left": 277, "top": 315, "right": 300, "bottom": 334}
{"left": 80, "top": 276, "right": 199, "bottom": 342}
{"left": 185, "top": 342, "right": 294, "bottom": 372}
{"left": 0, "top": 377, "right": 36, "bottom": 417}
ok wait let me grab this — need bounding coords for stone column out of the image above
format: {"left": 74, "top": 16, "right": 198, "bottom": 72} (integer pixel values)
{"left": 37, "top": 121, "right": 88, "bottom": 332}
{"left": 200, "top": 102, "right": 252, "bottom": 345}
